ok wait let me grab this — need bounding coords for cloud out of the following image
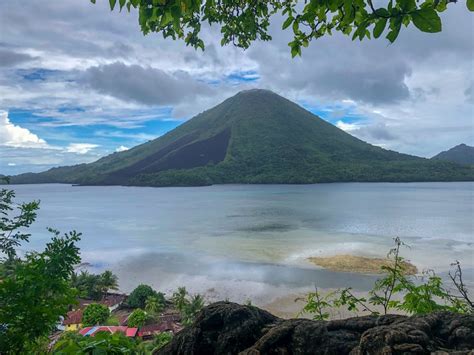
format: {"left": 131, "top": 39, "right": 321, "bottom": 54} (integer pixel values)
{"left": 115, "top": 145, "right": 129, "bottom": 152}
{"left": 0, "top": 111, "right": 49, "bottom": 148}
{"left": 0, "top": 0, "right": 473, "bottom": 173}
{"left": 336, "top": 121, "right": 359, "bottom": 132}
{"left": 0, "top": 145, "right": 101, "bottom": 175}
{"left": 465, "top": 83, "right": 473, "bottom": 103}
{"left": 81, "top": 62, "right": 214, "bottom": 106}
{"left": 65, "top": 143, "right": 99, "bottom": 154}
{"left": 0, "top": 49, "right": 37, "bottom": 67}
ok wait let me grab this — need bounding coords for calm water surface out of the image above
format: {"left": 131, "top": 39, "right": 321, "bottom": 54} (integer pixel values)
{"left": 11, "top": 182, "right": 474, "bottom": 306}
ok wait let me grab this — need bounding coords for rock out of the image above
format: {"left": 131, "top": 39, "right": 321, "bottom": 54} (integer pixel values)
{"left": 156, "top": 302, "right": 474, "bottom": 355}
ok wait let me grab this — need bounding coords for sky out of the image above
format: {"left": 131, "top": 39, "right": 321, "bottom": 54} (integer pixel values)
{"left": 0, "top": 1, "right": 473, "bottom": 175}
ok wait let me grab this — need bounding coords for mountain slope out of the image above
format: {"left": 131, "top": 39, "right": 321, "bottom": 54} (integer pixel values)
{"left": 431, "top": 144, "right": 474, "bottom": 165}
{"left": 9, "top": 89, "right": 474, "bottom": 186}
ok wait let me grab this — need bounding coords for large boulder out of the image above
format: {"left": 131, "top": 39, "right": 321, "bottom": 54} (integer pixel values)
{"left": 156, "top": 302, "right": 474, "bottom": 355}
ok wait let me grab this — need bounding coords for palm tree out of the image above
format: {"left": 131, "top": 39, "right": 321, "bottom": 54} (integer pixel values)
{"left": 99, "top": 270, "right": 119, "bottom": 298}
{"left": 172, "top": 287, "right": 188, "bottom": 312}
{"left": 182, "top": 294, "right": 204, "bottom": 325}
{"left": 188, "top": 294, "right": 204, "bottom": 315}
{"left": 145, "top": 295, "right": 165, "bottom": 315}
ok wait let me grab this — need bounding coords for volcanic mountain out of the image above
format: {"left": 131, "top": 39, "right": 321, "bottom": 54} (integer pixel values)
{"left": 431, "top": 144, "right": 474, "bottom": 165}
{"left": 9, "top": 89, "right": 474, "bottom": 186}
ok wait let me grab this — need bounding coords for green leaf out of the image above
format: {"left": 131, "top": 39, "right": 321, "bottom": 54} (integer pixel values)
{"left": 290, "top": 42, "right": 301, "bottom": 57}
{"left": 282, "top": 16, "right": 294, "bottom": 30}
{"left": 344, "top": 0, "right": 352, "bottom": 16}
{"left": 161, "top": 11, "right": 174, "bottom": 27}
{"left": 109, "top": 0, "right": 117, "bottom": 10}
{"left": 467, "top": 0, "right": 474, "bottom": 11}
{"left": 373, "top": 17, "right": 387, "bottom": 38}
{"left": 374, "top": 8, "right": 389, "bottom": 17}
{"left": 119, "top": 0, "right": 126, "bottom": 10}
{"left": 386, "top": 17, "right": 402, "bottom": 42}
{"left": 292, "top": 20, "right": 299, "bottom": 33}
{"left": 411, "top": 8, "right": 442, "bottom": 33}
{"left": 398, "top": 0, "right": 417, "bottom": 12}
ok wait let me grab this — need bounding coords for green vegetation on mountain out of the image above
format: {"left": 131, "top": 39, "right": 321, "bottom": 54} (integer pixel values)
{"left": 432, "top": 143, "right": 474, "bottom": 165}
{"left": 8, "top": 90, "right": 474, "bottom": 186}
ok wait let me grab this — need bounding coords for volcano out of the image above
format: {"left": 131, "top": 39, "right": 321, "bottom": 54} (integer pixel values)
{"left": 10, "top": 89, "right": 474, "bottom": 186}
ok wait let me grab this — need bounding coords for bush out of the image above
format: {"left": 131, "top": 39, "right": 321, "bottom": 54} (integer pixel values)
{"left": 105, "top": 315, "right": 120, "bottom": 326}
{"left": 82, "top": 304, "right": 110, "bottom": 326}
{"left": 128, "top": 284, "right": 163, "bottom": 309}
{"left": 53, "top": 331, "right": 137, "bottom": 353}
{"left": 127, "top": 309, "right": 148, "bottom": 328}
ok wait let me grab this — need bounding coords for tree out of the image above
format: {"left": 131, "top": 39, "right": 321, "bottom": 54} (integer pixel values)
{"left": 0, "top": 187, "right": 39, "bottom": 260}
{"left": 171, "top": 287, "right": 205, "bottom": 325}
{"left": 127, "top": 309, "right": 148, "bottom": 328}
{"left": 0, "top": 229, "right": 81, "bottom": 353}
{"left": 145, "top": 295, "right": 165, "bottom": 315}
{"left": 100, "top": 270, "right": 119, "bottom": 298}
{"left": 94, "top": 0, "right": 473, "bottom": 57}
{"left": 71, "top": 270, "right": 103, "bottom": 300}
{"left": 172, "top": 286, "right": 189, "bottom": 312}
{"left": 82, "top": 303, "right": 110, "bottom": 326}
{"left": 127, "top": 284, "right": 163, "bottom": 309}
{"left": 70, "top": 269, "right": 119, "bottom": 300}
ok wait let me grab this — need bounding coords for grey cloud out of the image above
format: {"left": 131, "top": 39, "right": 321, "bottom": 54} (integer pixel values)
{"left": 465, "top": 84, "right": 473, "bottom": 103}
{"left": 246, "top": 5, "right": 472, "bottom": 106}
{"left": 0, "top": 49, "right": 37, "bottom": 67}
{"left": 81, "top": 62, "right": 214, "bottom": 106}
{"left": 349, "top": 122, "right": 398, "bottom": 142}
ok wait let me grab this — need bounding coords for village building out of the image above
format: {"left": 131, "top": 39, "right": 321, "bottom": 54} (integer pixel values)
{"left": 62, "top": 309, "right": 83, "bottom": 331}
{"left": 137, "top": 321, "right": 183, "bottom": 340}
{"left": 77, "top": 293, "right": 127, "bottom": 312}
{"left": 79, "top": 326, "right": 138, "bottom": 337}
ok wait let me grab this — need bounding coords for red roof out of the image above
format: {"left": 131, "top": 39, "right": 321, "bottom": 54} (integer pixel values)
{"left": 79, "top": 326, "right": 138, "bottom": 337}
{"left": 63, "top": 310, "right": 83, "bottom": 325}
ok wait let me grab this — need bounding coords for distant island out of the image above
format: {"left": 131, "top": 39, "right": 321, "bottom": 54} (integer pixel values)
{"left": 431, "top": 143, "right": 474, "bottom": 166}
{"left": 6, "top": 89, "right": 474, "bottom": 186}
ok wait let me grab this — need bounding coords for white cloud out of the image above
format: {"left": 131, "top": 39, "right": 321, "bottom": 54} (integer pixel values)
{"left": 65, "top": 143, "right": 99, "bottom": 154}
{"left": 0, "top": 111, "right": 49, "bottom": 148}
{"left": 335, "top": 121, "right": 360, "bottom": 132}
{"left": 115, "top": 145, "right": 129, "bottom": 152}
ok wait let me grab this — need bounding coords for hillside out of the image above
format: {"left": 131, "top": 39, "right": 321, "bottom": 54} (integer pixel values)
{"left": 431, "top": 144, "right": 474, "bottom": 165}
{"left": 8, "top": 89, "right": 474, "bottom": 186}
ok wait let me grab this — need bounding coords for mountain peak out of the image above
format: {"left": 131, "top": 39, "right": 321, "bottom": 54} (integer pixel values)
{"left": 9, "top": 92, "right": 474, "bottom": 186}
{"left": 237, "top": 88, "right": 276, "bottom": 95}
{"left": 432, "top": 143, "right": 474, "bottom": 165}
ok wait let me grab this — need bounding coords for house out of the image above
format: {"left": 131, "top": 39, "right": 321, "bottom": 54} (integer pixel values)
{"left": 137, "top": 321, "right": 183, "bottom": 340}
{"left": 158, "top": 312, "right": 181, "bottom": 323}
{"left": 77, "top": 293, "right": 127, "bottom": 312}
{"left": 62, "top": 310, "right": 83, "bottom": 331}
{"left": 79, "top": 326, "right": 138, "bottom": 337}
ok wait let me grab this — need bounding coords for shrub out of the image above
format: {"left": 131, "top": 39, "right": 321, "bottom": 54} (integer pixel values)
{"left": 53, "top": 331, "right": 136, "bottom": 353}
{"left": 105, "top": 315, "right": 120, "bottom": 326}
{"left": 82, "top": 303, "right": 110, "bottom": 326}
{"left": 299, "top": 238, "right": 473, "bottom": 319}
